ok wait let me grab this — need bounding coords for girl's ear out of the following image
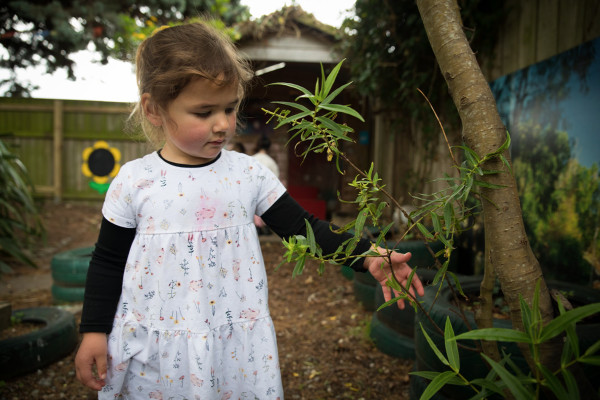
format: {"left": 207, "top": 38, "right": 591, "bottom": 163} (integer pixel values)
{"left": 141, "top": 93, "right": 162, "bottom": 127}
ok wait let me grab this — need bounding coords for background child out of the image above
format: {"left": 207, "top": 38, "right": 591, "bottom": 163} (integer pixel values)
{"left": 75, "top": 20, "right": 423, "bottom": 399}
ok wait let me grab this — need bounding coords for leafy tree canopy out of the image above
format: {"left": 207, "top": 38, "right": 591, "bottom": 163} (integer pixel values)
{"left": 340, "top": 0, "right": 505, "bottom": 122}
{"left": 0, "top": 0, "right": 250, "bottom": 96}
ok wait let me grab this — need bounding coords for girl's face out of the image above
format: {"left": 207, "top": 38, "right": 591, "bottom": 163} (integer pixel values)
{"left": 152, "top": 78, "right": 239, "bottom": 165}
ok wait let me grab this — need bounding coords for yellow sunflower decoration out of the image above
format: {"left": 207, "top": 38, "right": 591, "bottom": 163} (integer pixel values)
{"left": 82, "top": 141, "right": 121, "bottom": 194}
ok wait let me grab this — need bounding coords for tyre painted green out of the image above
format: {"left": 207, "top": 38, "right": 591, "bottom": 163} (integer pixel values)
{"left": 340, "top": 265, "right": 355, "bottom": 281}
{"left": 353, "top": 271, "right": 377, "bottom": 311}
{"left": 51, "top": 246, "right": 94, "bottom": 285}
{"left": 51, "top": 284, "right": 86, "bottom": 302}
{"left": 370, "top": 312, "right": 415, "bottom": 359}
{"left": 0, "top": 307, "right": 78, "bottom": 379}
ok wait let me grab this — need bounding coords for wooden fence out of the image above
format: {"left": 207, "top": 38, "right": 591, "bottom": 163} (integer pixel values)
{"left": 0, "top": 98, "right": 148, "bottom": 201}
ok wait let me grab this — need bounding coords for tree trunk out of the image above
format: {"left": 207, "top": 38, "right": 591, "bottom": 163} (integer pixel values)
{"left": 415, "top": 0, "right": 559, "bottom": 372}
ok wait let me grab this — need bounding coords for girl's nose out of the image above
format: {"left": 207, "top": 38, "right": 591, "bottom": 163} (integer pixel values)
{"left": 213, "top": 111, "right": 231, "bottom": 133}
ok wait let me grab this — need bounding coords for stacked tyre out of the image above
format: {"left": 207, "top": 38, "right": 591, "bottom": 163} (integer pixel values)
{"left": 51, "top": 246, "right": 94, "bottom": 302}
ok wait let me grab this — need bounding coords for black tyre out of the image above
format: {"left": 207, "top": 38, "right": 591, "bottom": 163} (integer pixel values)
{"left": 0, "top": 307, "right": 78, "bottom": 380}
{"left": 51, "top": 246, "right": 94, "bottom": 286}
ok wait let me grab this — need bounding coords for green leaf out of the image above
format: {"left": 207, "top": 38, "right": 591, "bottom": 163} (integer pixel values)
{"left": 318, "top": 104, "right": 365, "bottom": 122}
{"left": 419, "top": 323, "right": 449, "bottom": 366}
{"left": 322, "top": 59, "right": 345, "bottom": 98}
{"left": 444, "top": 317, "right": 460, "bottom": 371}
{"left": 321, "top": 81, "right": 352, "bottom": 107}
{"left": 271, "top": 100, "right": 312, "bottom": 113}
{"left": 443, "top": 202, "right": 453, "bottom": 235}
{"left": 269, "top": 81, "right": 313, "bottom": 98}
{"left": 538, "top": 363, "right": 568, "bottom": 399}
{"left": 480, "top": 354, "right": 533, "bottom": 400}
{"left": 304, "top": 219, "right": 317, "bottom": 254}
{"left": 417, "top": 223, "right": 434, "bottom": 240}
{"left": 454, "top": 328, "right": 531, "bottom": 343}
{"left": 561, "top": 368, "right": 580, "bottom": 400}
{"left": 274, "top": 110, "right": 313, "bottom": 129}
{"left": 540, "top": 303, "right": 600, "bottom": 342}
{"left": 420, "top": 371, "right": 458, "bottom": 400}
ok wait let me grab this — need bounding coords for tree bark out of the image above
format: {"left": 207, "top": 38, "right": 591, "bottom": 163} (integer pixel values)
{"left": 415, "top": 0, "right": 559, "bottom": 372}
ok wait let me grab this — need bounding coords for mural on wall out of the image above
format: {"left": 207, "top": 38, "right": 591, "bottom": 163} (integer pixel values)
{"left": 81, "top": 140, "right": 121, "bottom": 194}
{"left": 490, "top": 37, "right": 600, "bottom": 285}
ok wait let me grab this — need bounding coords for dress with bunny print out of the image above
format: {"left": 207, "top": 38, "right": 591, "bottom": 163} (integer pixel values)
{"left": 98, "top": 150, "right": 286, "bottom": 399}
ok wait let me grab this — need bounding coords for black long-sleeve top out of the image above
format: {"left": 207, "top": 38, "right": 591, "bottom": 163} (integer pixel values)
{"left": 80, "top": 192, "right": 372, "bottom": 334}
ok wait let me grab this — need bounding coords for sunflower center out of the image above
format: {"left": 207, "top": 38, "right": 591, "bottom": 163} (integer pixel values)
{"left": 88, "top": 148, "right": 115, "bottom": 177}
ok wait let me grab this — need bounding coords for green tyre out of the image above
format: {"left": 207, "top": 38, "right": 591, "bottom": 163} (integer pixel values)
{"left": 353, "top": 271, "right": 377, "bottom": 311}
{"left": 0, "top": 307, "right": 78, "bottom": 380}
{"left": 51, "top": 246, "right": 94, "bottom": 286}
{"left": 370, "top": 312, "right": 415, "bottom": 359}
{"left": 51, "top": 284, "right": 86, "bottom": 303}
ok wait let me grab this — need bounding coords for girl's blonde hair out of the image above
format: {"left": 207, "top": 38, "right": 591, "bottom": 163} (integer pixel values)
{"left": 128, "top": 20, "right": 253, "bottom": 149}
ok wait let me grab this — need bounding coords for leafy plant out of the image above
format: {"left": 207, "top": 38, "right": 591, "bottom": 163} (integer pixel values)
{"left": 0, "top": 138, "right": 45, "bottom": 274}
{"left": 265, "top": 59, "right": 600, "bottom": 399}
{"left": 412, "top": 280, "right": 600, "bottom": 400}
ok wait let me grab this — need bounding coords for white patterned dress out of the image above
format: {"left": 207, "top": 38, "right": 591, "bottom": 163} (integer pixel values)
{"left": 98, "top": 150, "right": 286, "bottom": 399}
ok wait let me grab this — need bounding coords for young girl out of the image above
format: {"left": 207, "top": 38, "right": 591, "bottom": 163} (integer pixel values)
{"left": 75, "top": 21, "right": 424, "bottom": 399}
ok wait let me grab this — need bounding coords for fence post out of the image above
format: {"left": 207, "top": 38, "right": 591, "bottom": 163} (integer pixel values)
{"left": 53, "top": 100, "right": 63, "bottom": 202}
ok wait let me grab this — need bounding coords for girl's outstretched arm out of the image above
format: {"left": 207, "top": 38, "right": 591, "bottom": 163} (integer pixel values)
{"left": 262, "top": 193, "right": 424, "bottom": 308}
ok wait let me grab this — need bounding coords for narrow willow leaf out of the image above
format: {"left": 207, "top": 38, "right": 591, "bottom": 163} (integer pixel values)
{"left": 321, "top": 81, "right": 352, "bottom": 106}
{"left": 540, "top": 303, "right": 600, "bottom": 342}
{"left": 561, "top": 368, "right": 580, "bottom": 400}
{"left": 410, "top": 371, "right": 466, "bottom": 386}
{"left": 556, "top": 297, "right": 580, "bottom": 358}
{"left": 579, "top": 356, "right": 600, "bottom": 366}
{"left": 481, "top": 354, "right": 533, "bottom": 400}
{"left": 538, "top": 364, "right": 568, "bottom": 399}
{"left": 420, "top": 371, "right": 458, "bottom": 400}
{"left": 519, "top": 296, "right": 533, "bottom": 338}
{"left": 323, "top": 60, "right": 344, "bottom": 98}
{"left": 305, "top": 219, "right": 317, "bottom": 254}
{"left": 443, "top": 202, "right": 453, "bottom": 235}
{"left": 417, "top": 222, "right": 435, "bottom": 240}
{"left": 319, "top": 104, "right": 365, "bottom": 122}
{"left": 444, "top": 317, "right": 460, "bottom": 371}
{"left": 269, "top": 81, "right": 313, "bottom": 98}
{"left": 454, "top": 328, "right": 531, "bottom": 343}
{"left": 271, "top": 100, "right": 312, "bottom": 113}
{"left": 431, "top": 213, "right": 442, "bottom": 237}
{"left": 275, "top": 110, "right": 313, "bottom": 129}
{"left": 419, "top": 323, "right": 449, "bottom": 366}
{"left": 582, "top": 339, "right": 600, "bottom": 358}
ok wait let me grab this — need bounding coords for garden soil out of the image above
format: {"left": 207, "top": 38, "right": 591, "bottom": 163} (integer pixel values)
{"left": 0, "top": 201, "right": 414, "bottom": 400}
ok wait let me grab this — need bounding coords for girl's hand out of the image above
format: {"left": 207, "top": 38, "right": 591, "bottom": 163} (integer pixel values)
{"left": 75, "top": 332, "right": 108, "bottom": 390}
{"left": 363, "top": 246, "right": 425, "bottom": 309}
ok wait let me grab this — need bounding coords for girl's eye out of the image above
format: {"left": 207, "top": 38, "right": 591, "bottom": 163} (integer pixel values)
{"left": 225, "top": 108, "right": 235, "bottom": 115}
{"left": 194, "top": 112, "right": 211, "bottom": 118}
